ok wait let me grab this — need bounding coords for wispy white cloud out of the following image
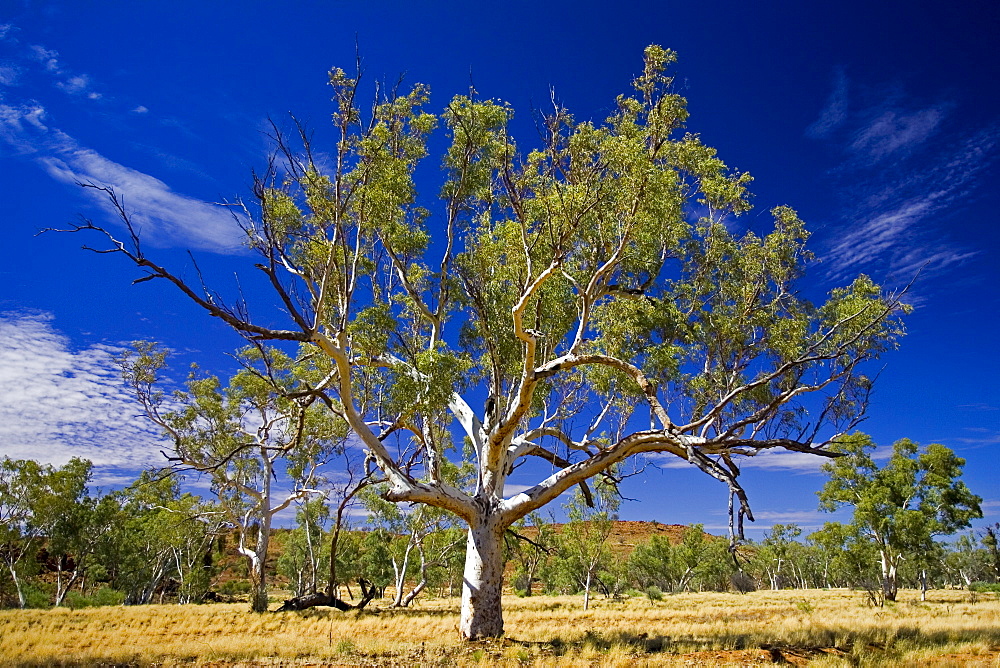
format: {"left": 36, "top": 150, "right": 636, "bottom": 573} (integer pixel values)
{"left": 752, "top": 509, "right": 832, "bottom": 526}
{"left": 951, "top": 428, "right": 1000, "bottom": 448}
{"left": 27, "top": 44, "right": 59, "bottom": 72}
{"left": 648, "top": 442, "right": 892, "bottom": 474}
{"left": 808, "top": 72, "right": 998, "bottom": 285}
{"left": 806, "top": 68, "right": 848, "bottom": 139}
{"left": 0, "top": 311, "right": 167, "bottom": 473}
{"left": 737, "top": 450, "right": 833, "bottom": 472}
{"left": 850, "top": 106, "right": 947, "bottom": 162}
{"left": 0, "top": 102, "right": 246, "bottom": 253}
{"left": 0, "top": 26, "right": 245, "bottom": 254}
{"left": 21, "top": 42, "right": 105, "bottom": 99}
{"left": 0, "top": 64, "right": 19, "bottom": 86}
{"left": 958, "top": 403, "right": 999, "bottom": 412}
{"left": 56, "top": 73, "right": 100, "bottom": 99}
{"left": 40, "top": 139, "right": 247, "bottom": 253}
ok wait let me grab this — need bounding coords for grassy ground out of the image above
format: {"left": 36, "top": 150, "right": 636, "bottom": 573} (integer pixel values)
{"left": 2, "top": 588, "right": 999, "bottom": 666}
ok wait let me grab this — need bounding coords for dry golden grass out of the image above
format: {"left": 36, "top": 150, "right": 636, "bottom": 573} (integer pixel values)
{"left": 2, "top": 588, "right": 1000, "bottom": 666}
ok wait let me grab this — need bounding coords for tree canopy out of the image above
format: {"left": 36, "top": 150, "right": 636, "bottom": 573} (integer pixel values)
{"left": 819, "top": 433, "right": 982, "bottom": 602}
{"left": 61, "top": 45, "right": 907, "bottom": 638}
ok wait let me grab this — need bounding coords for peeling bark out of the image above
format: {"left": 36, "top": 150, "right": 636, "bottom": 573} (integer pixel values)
{"left": 459, "top": 515, "right": 506, "bottom": 640}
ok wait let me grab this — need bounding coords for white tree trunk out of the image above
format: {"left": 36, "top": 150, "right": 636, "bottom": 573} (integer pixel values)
{"left": 879, "top": 550, "right": 899, "bottom": 602}
{"left": 7, "top": 564, "right": 26, "bottom": 609}
{"left": 239, "top": 519, "right": 271, "bottom": 613}
{"left": 459, "top": 515, "right": 505, "bottom": 640}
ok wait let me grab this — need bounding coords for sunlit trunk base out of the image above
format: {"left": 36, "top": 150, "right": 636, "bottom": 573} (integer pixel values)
{"left": 459, "top": 516, "right": 505, "bottom": 640}
{"left": 880, "top": 555, "right": 899, "bottom": 603}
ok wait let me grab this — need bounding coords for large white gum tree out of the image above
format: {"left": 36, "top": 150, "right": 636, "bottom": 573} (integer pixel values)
{"left": 59, "top": 46, "right": 907, "bottom": 639}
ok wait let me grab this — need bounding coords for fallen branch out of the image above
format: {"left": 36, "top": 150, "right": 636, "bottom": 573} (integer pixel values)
{"left": 275, "top": 578, "right": 378, "bottom": 612}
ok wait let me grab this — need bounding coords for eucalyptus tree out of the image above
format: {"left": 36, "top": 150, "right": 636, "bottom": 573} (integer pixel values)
{"left": 106, "top": 472, "right": 226, "bottom": 605}
{"left": 628, "top": 533, "right": 677, "bottom": 593}
{"left": 42, "top": 464, "right": 120, "bottom": 606}
{"left": 62, "top": 46, "right": 907, "bottom": 637}
{"left": 360, "top": 483, "right": 464, "bottom": 607}
{"left": 819, "top": 433, "right": 982, "bottom": 602}
{"left": 277, "top": 497, "right": 330, "bottom": 598}
{"left": 0, "top": 457, "right": 98, "bottom": 608}
{"left": 507, "top": 512, "right": 555, "bottom": 596}
{"left": 670, "top": 523, "right": 734, "bottom": 592}
{"left": 121, "top": 343, "right": 347, "bottom": 612}
{"left": 0, "top": 458, "right": 50, "bottom": 607}
{"left": 753, "top": 523, "right": 803, "bottom": 590}
{"left": 983, "top": 523, "right": 1000, "bottom": 582}
{"left": 551, "top": 488, "right": 618, "bottom": 609}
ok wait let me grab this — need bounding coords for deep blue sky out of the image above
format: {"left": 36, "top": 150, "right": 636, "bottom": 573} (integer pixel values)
{"left": 1, "top": 1, "right": 997, "bottom": 537}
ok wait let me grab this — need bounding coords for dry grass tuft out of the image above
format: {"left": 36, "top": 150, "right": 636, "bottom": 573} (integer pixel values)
{"left": 2, "top": 588, "right": 999, "bottom": 666}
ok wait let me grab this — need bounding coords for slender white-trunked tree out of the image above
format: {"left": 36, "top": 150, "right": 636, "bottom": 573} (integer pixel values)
{"left": 59, "top": 47, "right": 907, "bottom": 639}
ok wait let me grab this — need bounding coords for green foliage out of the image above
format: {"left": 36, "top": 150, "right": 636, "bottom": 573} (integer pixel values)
{"left": 507, "top": 512, "right": 556, "bottom": 597}
{"left": 819, "top": 433, "right": 982, "bottom": 601}
{"left": 63, "top": 587, "right": 126, "bottom": 609}
{"left": 969, "top": 582, "right": 1000, "bottom": 593}
{"left": 628, "top": 533, "right": 675, "bottom": 591}
{"left": 218, "top": 579, "right": 251, "bottom": 595}
{"left": 543, "top": 488, "right": 619, "bottom": 605}
{"left": 69, "top": 46, "right": 915, "bottom": 638}
{"left": 276, "top": 498, "right": 331, "bottom": 597}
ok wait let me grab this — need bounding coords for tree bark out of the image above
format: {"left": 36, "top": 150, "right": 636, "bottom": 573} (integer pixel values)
{"left": 244, "top": 519, "right": 271, "bottom": 613}
{"left": 276, "top": 578, "right": 378, "bottom": 612}
{"left": 880, "top": 552, "right": 898, "bottom": 603}
{"left": 7, "top": 563, "right": 26, "bottom": 609}
{"left": 459, "top": 515, "right": 506, "bottom": 640}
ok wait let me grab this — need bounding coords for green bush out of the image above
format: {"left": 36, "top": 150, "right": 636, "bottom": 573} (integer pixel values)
{"left": 92, "top": 587, "right": 126, "bottom": 606}
{"left": 22, "top": 582, "right": 53, "bottom": 609}
{"left": 969, "top": 582, "right": 1000, "bottom": 593}
{"left": 645, "top": 585, "right": 663, "bottom": 602}
{"left": 218, "top": 579, "right": 251, "bottom": 595}
{"left": 64, "top": 587, "right": 126, "bottom": 609}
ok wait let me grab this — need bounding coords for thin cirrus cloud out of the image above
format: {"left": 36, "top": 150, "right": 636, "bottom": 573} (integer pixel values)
{"left": 651, "top": 450, "right": 831, "bottom": 473}
{"left": 751, "top": 509, "right": 838, "bottom": 528}
{"left": 807, "top": 71, "right": 998, "bottom": 285}
{"left": 805, "top": 68, "right": 848, "bottom": 139}
{"left": 0, "top": 311, "right": 168, "bottom": 478}
{"left": 0, "top": 24, "right": 247, "bottom": 255}
{"left": 0, "top": 102, "right": 249, "bottom": 254}
{"left": 38, "top": 136, "right": 249, "bottom": 254}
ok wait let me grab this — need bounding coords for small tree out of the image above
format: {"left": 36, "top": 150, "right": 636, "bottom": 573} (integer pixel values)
{"left": 60, "top": 46, "right": 908, "bottom": 638}
{"left": 0, "top": 457, "right": 106, "bottom": 608}
{"left": 982, "top": 523, "right": 1000, "bottom": 583}
{"left": 121, "top": 343, "right": 345, "bottom": 612}
{"left": 818, "top": 433, "right": 982, "bottom": 602}
{"left": 552, "top": 487, "right": 618, "bottom": 609}
{"left": 0, "top": 458, "right": 51, "bottom": 607}
{"left": 754, "top": 523, "right": 802, "bottom": 590}
{"left": 361, "top": 487, "right": 462, "bottom": 607}
{"left": 628, "top": 533, "right": 676, "bottom": 593}
{"left": 277, "top": 497, "right": 331, "bottom": 597}
{"left": 507, "top": 512, "right": 555, "bottom": 596}
{"left": 105, "top": 471, "right": 224, "bottom": 605}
